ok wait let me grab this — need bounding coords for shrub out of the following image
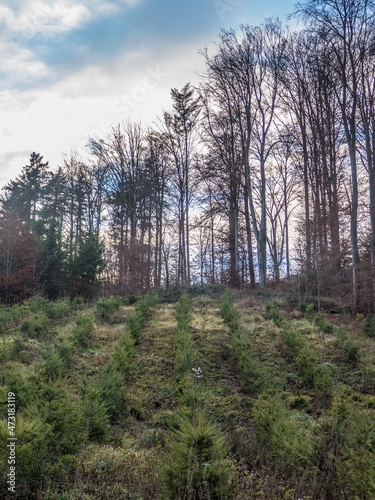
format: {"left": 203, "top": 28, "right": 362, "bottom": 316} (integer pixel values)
{"left": 220, "top": 291, "right": 240, "bottom": 332}
{"left": 55, "top": 342, "right": 73, "bottom": 369}
{"left": 111, "top": 331, "right": 134, "bottom": 376}
{"left": 51, "top": 300, "right": 71, "bottom": 320}
{"left": 315, "top": 314, "right": 334, "bottom": 334}
{"left": 40, "top": 348, "right": 64, "bottom": 381}
{"left": 266, "top": 302, "right": 285, "bottom": 328}
{"left": 81, "top": 391, "right": 109, "bottom": 441}
{"left": 37, "top": 383, "right": 85, "bottom": 454}
{"left": 26, "top": 295, "right": 55, "bottom": 318}
{"left": 313, "top": 364, "right": 334, "bottom": 393}
{"left": 175, "top": 345, "right": 198, "bottom": 375}
{"left": 71, "top": 296, "right": 86, "bottom": 311}
{"left": 338, "top": 410, "right": 375, "bottom": 499}
{"left": 290, "top": 319, "right": 318, "bottom": 336}
{"left": 0, "top": 342, "right": 11, "bottom": 363}
{"left": 281, "top": 327, "right": 306, "bottom": 354}
{"left": 252, "top": 392, "right": 313, "bottom": 470}
{"left": 20, "top": 312, "right": 49, "bottom": 339}
{"left": 232, "top": 334, "right": 268, "bottom": 395}
{"left": 126, "top": 313, "right": 141, "bottom": 342}
{"left": 164, "top": 413, "right": 231, "bottom": 499}
{"left": 314, "top": 399, "right": 375, "bottom": 499}
{"left": 295, "top": 348, "right": 317, "bottom": 387}
{"left": 305, "top": 303, "right": 316, "bottom": 321}
{"left": 97, "top": 364, "right": 124, "bottom": 420}
{"left": 289, "top": 395, "right": 312, "bottom": 413}
{"left": 127, "top": 292, "right": 159, "bottom": 343}
{"left": 344, "top": 340, "right": 361, "bottom": 363}
{"left": 300, "top": 302, "right": 309, "bottom": 314}
{"left": 4, "top": 372, "right": 36, "bottom": 409}
{"left": 0, "top": 307, "right": 12, "bottom": 333}
{"left": 25, "top": 296, "right": 71, "bottom": 322}
{"left": 0, "top": 414, "right": 53, "bottom": 498}
{"left": 71, "top": 315, "right": 94, "bottom": 347}
{"left": 136, "top": 291, "right": 159, "bottom": 314}
{"left": 95, "top": 296, "right": 122, "bottom": 321}
{"left": 175, "top": 293, "right": 192, "bottom": 331}
{"left": 363, "top": 314, "right": 375, "bottom": 337}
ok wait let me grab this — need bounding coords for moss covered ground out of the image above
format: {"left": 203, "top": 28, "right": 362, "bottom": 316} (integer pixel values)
{"left": 0, "top": 291, "right": 374, "bottom": 499}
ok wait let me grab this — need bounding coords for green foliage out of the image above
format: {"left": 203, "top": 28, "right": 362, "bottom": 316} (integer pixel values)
{"left": 40, "top": 347, "right": 64, "bottom": 380}
{"left": 71, "top": 314, "right": 94, "bottom": 347}
{"left": 111, "top": 331, "right": 135, "bottom": 376}
{"left": 252, "top": 392, "right": 313, "bottom": 470}
{"left": 81, "top": 390, "right": 109, "bottom": 441}
{"left": 175, "top": 345, "right": 198, "bottom": 375}
{"left": 136, "top": 290, "right": 159, "bottom": 314}
{"left": 314, "top": 395, "right": 375, "bottom": 499}
{"left": 343, "top": 340, "right": 361, "bottom": 363}
{"left": 304, "top": 303, "right": 316, "bottom": 320}
{"left": 281, "top": 327, "right": 307, "bottom": 354}
{"left": 127, "top": 313, "right": 143, "bottom": 343}
{"left": 314, "top": 313, "right": 334, "bottom": 334}
{"left": 51, "top": 299, "right": 72, "bottom": 320}
{"left": 96, "top": 363, "right": 125, "bottom": 420}
{"left": 0, "top": 341, "right": 12, "bottom": 363}
{"left": 11, "top": 337, "right": 25, "bottom": 358}
{"left": 0, "top": 414, "right": 53, "bottom": 498}
{"left": 70, "top": 296, "right": 86, "bottom": 311}
{"left": 295, "top": 348, "right": 317, "bottom": 387}
{"left": 158, "top": 284, "right": 226, "bottom": 303}
{"left": 69, "top": 232, "right": 105, "bottom": 301}
{"left": 0, "top": 306, "right": 12, "bottom": 333}
{"left": 363, "top": 314, "right": 375, "bottom": 337}
{"left": 25, "top": 295, "right": 72, "bottom": 322}
{"left": 20, "top": 312, "right": 49, "bottom": 338}
{"left": 55, "top": 342, "right": 73, "bottom": 369}
{"left": 95, "top": 296, "right": 122, "bottom": 321}
{"left": 339, "top": 417, "right": 375, "bottom": 498}
{"left": 2, "top": 289, "right": 375, "bottom": 499}
{"left": 127, "top": 292, "right": 159, "bottom": 343}
{"left": 164, "top": 412, "right": 231, "bottom": 499}
{"left": 299, "top": 302, "right": 309, "bottom": 314}
{"left": 313, "top": 364, "right": 334, "bottom": 393}
{"left": 220, "top": 290, "right": 240, "bottom": 331}
{"left": 232, "top": 333, "right": 268, "bottom": 395}
{"left": 26, "top": 295, "right": 62, "bottom": 320}
{"left": 281, "top": 320, "right": 333, "bottom": 393}
{"left": 302, "top": 303, "right": 334, "bottom": 333}
{"left": 175, "top": 293, "right": 192, "bottom": 332}
{"left": 174, "top": 294, "right": 197, "bottom": 376}
{"left": 266, "top": 302, "right": 285, "bottom": 328}
{"left": 37, "top": 382, "right": 85, "bottom": 454}
{"left": 4, "top": 372, "right": 37, "bottom": 409}
{"left": 289, "top": 395, "right": 312, "bottom": 413}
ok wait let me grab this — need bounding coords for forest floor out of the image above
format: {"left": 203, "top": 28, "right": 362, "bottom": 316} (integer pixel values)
{"left": 0, "top": 290, "right": 374, "bottom": 499}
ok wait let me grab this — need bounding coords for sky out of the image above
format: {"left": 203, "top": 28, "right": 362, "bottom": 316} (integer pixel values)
{"left": 0, "top": 0, "right": 297, "bottom": 188}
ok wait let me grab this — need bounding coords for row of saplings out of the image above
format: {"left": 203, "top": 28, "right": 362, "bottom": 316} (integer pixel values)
{"left": 220, "top": 291, "right": 375, "bottom": 499}
{"left": 163, "top": 293, "right": 232, "bottom": 499}
{"left": 0, "top": 293, "right": 158, "bottom": 499}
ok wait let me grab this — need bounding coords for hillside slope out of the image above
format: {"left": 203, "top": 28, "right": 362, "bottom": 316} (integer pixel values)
{"left": 1, "top": 291, "right": 374, "bottom": 499}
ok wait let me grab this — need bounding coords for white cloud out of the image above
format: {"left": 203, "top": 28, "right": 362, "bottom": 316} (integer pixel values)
{"left": 1, "top": 0, "right": 142, "bottom": 39}
{"left": 0, "top": 36, "right": 51, "bottom": 88}
{"left": 0, "top": 0, "right": 146, "bottom": 88}
{"left": 1, "top": 1, "right": 89, "bottom": 38}
{"left": 0, "top": 36, "right": 207, "bottom": 188}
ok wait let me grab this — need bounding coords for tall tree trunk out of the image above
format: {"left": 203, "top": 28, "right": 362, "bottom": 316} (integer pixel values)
{"left": 244, "top": 183, "right": 256, "bottom": 287}
{"left": 229, "top": 172, "right": 240, "bottom": 288}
